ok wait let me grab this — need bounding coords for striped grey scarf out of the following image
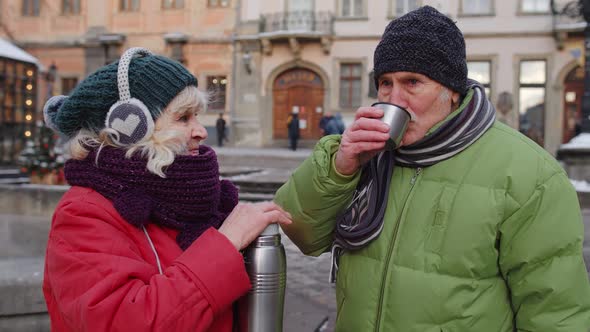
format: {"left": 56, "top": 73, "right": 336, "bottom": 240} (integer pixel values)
{"left": 330, "top": 80, "right": 496, "bottom": 282}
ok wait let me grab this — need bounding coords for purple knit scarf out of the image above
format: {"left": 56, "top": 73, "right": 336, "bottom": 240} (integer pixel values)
{"left": 64, "top": 145, "right": 238, "bottom": 250}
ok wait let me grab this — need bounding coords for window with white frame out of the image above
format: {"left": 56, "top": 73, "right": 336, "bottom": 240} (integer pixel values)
{"left": 467, "top": 61, "right": 491, "bottom": 97}
{"left": 340, "top": 0, "right": 364, "bottom": 17}
{"left": 520, "top": 0, "right": 550, "bottom": 13}
{"left": 339, "top": 63, "right": 362, "bottom": 108}
{"left": 461, "top": 0, "right": 492, "bottom": 15}
{"left": 395, "top": 0, "right": 420, "bottom": 16}
{"left": 518, "top": 60, "right": 546, "bottom": 146}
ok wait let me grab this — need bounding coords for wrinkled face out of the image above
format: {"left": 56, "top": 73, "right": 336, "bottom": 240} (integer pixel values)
{"left": 155, "top": 105, "right": 208, "bottom": 156}
{"left": 377, "top": 72, "right": 459, "bottom": 147}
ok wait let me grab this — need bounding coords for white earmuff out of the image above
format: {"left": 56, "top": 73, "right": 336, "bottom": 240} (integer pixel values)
{"left": 105, "top": 47, "right": 155, "bottom": 146}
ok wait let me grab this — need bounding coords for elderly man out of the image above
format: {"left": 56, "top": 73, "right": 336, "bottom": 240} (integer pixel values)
{"left": 275, "top": 6, "right": 590, "bottom": 331}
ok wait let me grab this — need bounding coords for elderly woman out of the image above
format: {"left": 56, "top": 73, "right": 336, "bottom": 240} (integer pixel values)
{"left": 42, "top": 48, "right": 291, "bottom": 332}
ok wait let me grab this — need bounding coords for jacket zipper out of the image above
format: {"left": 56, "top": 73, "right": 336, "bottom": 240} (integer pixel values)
{"left": 374, "top": 167, "right": 422, "bottom": 331}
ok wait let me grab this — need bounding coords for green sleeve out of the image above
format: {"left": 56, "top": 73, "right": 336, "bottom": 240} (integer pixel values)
{"left": 499, "top": 171, "right": 590, "bottom": 331}
{"left": 274, "top": 135, "right": 360, "bottom": 256}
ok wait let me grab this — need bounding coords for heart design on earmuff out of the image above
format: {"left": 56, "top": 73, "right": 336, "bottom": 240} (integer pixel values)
{"left": 104, "top": 48, "right": 155, "bottom": 146}
{"left": 106, "top": 98, "right": 154, "bottom": 146}
{"left": 110, "top": 113, "right": 140, "bottom": 137}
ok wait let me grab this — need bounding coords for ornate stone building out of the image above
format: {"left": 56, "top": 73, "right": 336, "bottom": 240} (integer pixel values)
{"left": 232, "top": 0, "right": 584, "bottom": 155}
{"left": 0, "top": 0, "right": 236, "bottom": 153}
{"left": 0, "top": 0, "right": 586, "bottom": 155}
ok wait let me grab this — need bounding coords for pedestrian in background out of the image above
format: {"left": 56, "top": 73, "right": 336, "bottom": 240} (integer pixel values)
{"left": 216, "top": 112, "right": 226, "bottom": 147}
{"left": 275, "top": 6, "right": 590, "bottom": 331}
{"left": 287, "top": 110, "right": 300, "bottom": 151}
{"left": 41, "top": 48, "right": 291, "bottom": 332}
{"left": 319, "top": 111, "right": 334, "bottom": 136}
{"left": 324, "top": 112, "right": 345, "bottom": 135}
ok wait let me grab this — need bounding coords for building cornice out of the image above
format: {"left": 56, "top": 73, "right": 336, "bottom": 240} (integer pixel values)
{"left": 14, "top": 36, "right": 233, "bottom": 49}
{"left": 330, "top": 30, "right": 554, "bottom": 41}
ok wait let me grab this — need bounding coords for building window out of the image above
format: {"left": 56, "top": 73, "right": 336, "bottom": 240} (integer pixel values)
{"left": 62, "top": 0, "right": 80, "bottom": 14}
{"left": 162, "top": 0, "right": 184, "bottom": 9}
{"left": 61, "top": 77, "right": 78, "bottom": 95}
{"left": 120, "top": 0, "right": 140, "bottom": 12}
{"left": 340, "top": 0, "right": 364, "bottom": 17}
{"left": 394, "top": 0, "right": 420, "bottom": 16}
{"left": 22, "top": 0, "right": 40, "bottom": 16}
{"left": 461, "top": 0, "right": 492, "bottom": 15}
{"left": 520, "top": 0, "right": 550, "bottom": 13}
{"left": 169, "top": 43, "right": 186, "bottom": 64}
{"left": 339, "top": 63, "right": 362, "bottom": 108}
{"left": 519, "top": 60, "right": 546, "bottom": 147}
{"left": 207, "top": 76, "right": 227, "bottom": 110}
{"left": 467, "top": 61, "right": 491, "bottom": 97}
{"left": 208, "top": 0, "right": 230, "bottom": 7}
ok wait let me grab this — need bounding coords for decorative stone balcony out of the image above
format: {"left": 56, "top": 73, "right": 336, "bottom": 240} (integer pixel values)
{"left": 551, "top": 0, "right": 586, "bottom": 48}
{"left": 257, "top": 11, "right": 334, "bottom": 56}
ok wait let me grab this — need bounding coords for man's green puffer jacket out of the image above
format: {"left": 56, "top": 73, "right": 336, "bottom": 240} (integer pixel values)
{"left": 275, "top": 120, "right": 590, "bottom": 331}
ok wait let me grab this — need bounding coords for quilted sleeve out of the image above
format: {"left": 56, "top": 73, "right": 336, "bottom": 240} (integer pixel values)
{"left": 274, "top": 135, "right": 360, "bottom": 256}
{"left": 499, "top": 171, "right": 590, "bottom": 332}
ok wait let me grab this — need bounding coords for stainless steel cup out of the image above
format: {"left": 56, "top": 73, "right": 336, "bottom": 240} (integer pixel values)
{"left": 372, "top": 102, "right": 411, "bottom": 150}
{"left": 237, "top": 223, "right": 286, "bottom": 332}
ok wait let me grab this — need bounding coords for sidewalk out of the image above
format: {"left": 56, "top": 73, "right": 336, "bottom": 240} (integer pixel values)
{"left": 212, "top": 146, "right": 313, "bottom": 158}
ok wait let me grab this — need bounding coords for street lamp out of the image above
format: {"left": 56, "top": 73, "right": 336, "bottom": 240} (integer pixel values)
{"left": 45, "top": 63, "right": 57, "bottom": 100}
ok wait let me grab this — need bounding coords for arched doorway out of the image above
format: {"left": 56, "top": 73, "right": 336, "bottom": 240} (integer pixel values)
{"left": 273, "top": 68, "right": 324, "bottom": 139}
{"left": 562, "top": 65, "right": 583, "bottom": 143}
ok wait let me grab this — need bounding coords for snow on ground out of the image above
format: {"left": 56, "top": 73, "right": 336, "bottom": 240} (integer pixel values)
{"left": 561, "top": 133, "right": 590, "bottom": 150}
{"left": 571, "top": 179, "right": 590, "bottom": 193}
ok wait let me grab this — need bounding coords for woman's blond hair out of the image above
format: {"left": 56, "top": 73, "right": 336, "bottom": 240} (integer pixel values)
{"left": 69, "top": 86, "right": 208, "bottom": 178}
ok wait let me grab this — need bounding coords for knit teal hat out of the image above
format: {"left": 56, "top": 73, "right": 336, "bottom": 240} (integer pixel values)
{"left": 44, "top": 50, "right": 197, "bottom": 138}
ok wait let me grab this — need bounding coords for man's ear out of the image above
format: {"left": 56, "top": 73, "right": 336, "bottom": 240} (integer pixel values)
{"left": 451, "top": 91, "right": 460, "bottom": 105}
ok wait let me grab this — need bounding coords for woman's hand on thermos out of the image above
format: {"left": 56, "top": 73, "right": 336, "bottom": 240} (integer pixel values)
{"left": 219, "top": 201, "right": 292, "bottom": 251}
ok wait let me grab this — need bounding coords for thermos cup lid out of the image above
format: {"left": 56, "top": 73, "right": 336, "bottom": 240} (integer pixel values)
{"left": 260, "top": 223, "right": 280, "bottom": 236}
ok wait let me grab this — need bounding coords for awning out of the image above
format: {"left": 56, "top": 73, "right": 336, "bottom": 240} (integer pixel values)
{"left": 0, "top": 38, "right": 40, "bottom": 66}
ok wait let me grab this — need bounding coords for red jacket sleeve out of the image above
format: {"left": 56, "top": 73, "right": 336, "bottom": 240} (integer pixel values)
{"left": 44, "top": 195, "right": 250, "bottom": 332}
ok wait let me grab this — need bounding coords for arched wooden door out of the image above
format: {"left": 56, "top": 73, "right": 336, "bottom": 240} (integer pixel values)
{"left": 273, "top": 68, "right": 324, "bottom": 139}
{"left": 562, "top": 66, "right": 583, "bottom": 143}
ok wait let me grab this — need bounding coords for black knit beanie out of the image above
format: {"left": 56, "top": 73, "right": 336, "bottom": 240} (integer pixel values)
{"left": 373, "top": 6, "right": 467, "bottom": 94}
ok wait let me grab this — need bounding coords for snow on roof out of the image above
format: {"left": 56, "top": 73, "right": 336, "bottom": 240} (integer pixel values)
{"left": 0, "top": 38, "right": 40, "bottom": 66}
{"left": 560, "top": 133, "right": 590, "bottom": 150}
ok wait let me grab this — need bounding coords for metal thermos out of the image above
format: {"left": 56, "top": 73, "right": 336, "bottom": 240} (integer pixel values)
{"left": 237, "top": 223, "right": 287, "bottom": 332}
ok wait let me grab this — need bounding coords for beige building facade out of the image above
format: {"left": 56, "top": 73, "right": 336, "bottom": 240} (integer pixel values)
{"left": 0, "top": 0, "right": 236, "bottom": 144}
{"left": 0, "top": 0, "right": 586, "bottom": 155}
{"left": 233, "top": 0, "right": 585, "bottom": 155}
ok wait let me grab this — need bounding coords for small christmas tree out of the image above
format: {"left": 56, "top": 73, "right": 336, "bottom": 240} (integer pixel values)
{"left": 17, "top": 126, "right": 66, "bottom": 185}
